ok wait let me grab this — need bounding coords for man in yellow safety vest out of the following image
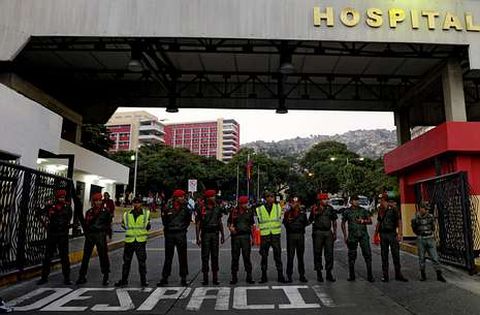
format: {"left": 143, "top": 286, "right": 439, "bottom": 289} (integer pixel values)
{"left": 115, "top": 197, "right": 151, "bottom": 287}
{"left": 256, "top": 192, "right": 286, "bottom": 283}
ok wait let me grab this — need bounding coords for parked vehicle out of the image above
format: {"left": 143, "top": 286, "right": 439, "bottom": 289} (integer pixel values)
{"left": 328, "top": 197, "right": 346, "bottom": 214}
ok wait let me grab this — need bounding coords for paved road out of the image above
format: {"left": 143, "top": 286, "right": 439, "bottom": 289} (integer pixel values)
{"left": 2, "top": 221, "right": 480, "bottom": 314}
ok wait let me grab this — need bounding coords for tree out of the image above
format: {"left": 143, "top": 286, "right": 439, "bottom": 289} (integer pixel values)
{"left": 81, "top": 124, "right": 114, "bottom": 156}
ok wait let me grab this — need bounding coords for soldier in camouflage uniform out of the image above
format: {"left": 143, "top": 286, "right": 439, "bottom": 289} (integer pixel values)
{"left": 411, "top": 202, "right": 446, "bottom": 282}
{"left": 196, "top": 189, "right": 225, "bottom": 285}
{"left": 375, "top": 194, "right": 407, "bottom": 282}
{"left": 227, "top": 195, "right": 255, "bottom": 284}
{"left": 158, "top": 189, "right": 192, "bottom": 286}
{"left": 309, "top": 193, "right": 338, "bottom": 282}
{"left": 341, "top": 195, "right": 374, "bottom": 282}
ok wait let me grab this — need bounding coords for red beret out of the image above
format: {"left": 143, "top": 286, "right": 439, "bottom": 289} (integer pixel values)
{"left": 204, "top": 189, "right": 216, "bottom": 198}
{"left": 238, "top": 196, "right": 249, "bottom": 204}
{"left": 173, "top": 189, "right": 186, "bottom": 198}
{"left": 55, "top": 189, "right": 67, "bottom": 198}
{"left": 92, "top": 192, "right": 103, "bottom": 201}
{"left": 317, "top": 193, "right": 329, "bottom": 200}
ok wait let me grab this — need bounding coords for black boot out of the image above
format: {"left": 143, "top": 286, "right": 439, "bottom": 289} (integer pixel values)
{"left": 37, "top": 277, "right": 48, "bottom": 285}
{"left": 317, "top": 270, "right": 324, "bottom": 282}
{"left": 157, "top": 278, "right": 168, "bottom": 287}
{"left": 212, "top": 271, "right": 220, "bottom": 285}
{"left": 347, "top": 265, "right": 356, "bottom": 282}
{"left": 299, "top": 275, "right": 308, "bottom": 283}
{"left": 115, "top": 279, "right": 128, "bottom": 287}
{"left": 286, "top": 275, "right": 293, "bottom": 283}
{"left": 420, "top": 270, "right": 427, "bottom": 281}
{"left": 230, "top": 273, "right": 238, "bottom": 285}
{"left": 140, "top": 275, "right": 149, "bottom": 287}
{"left": 277, "top": 271, "right": 286, "bottom": 283}
{"left": 381, "top": 271, "right": 389, "bottom": 282}
{"left": 326, "top": 270, "right": 335, "bottom": 282}
{"left": 436, "top": 270, "right": 446, "bottom": 283}
{"left": 246, "top": 273, "right": 255, "bottom": 284}
{"left": 259, "top": 271, "right": 268, "bottom": 283}
{"left": 63, "top": 277, "right": 72, "bottom": 285}
{"left": 367, "top": 264, "right": 375, "bottom": 282}
{"left": 102, "top": 274, "right": 109, "bottom": 286}
{"left": 181, "top": 277, "right": 187, "bottom": 286}
{"left": 202, "top": 273, "right": 209, "bottom": 286}
{"left": 76, "top": 276, "right": 87, "bottom": 285}
{"left": 395, "top": 269, "right": 408, "bottom": 282}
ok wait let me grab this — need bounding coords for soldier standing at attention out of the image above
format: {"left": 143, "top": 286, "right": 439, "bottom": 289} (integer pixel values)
{"left": 283, "top": 196, "right": 309, "bottom": 283}
{"left": 309, "top": 193, "right": 338, "bottom": 282}
{"left": 196, "top": 189, "right": 225, "bottom": 285}
{"left": 76, "top": 192, "right": 112, "bottom": 286}
{"left": 158, "top": 189, "right": 192, "bottom": 287}
{"left": 341, "top": 195, "right": 374, "bottom": 282}
{"left": 375, "top": 194, "right": 407, "bottom": 282}
{"left": 256, "top": 192, "right": 286, "bottom": 283}
{"left": 227, "top": 195, "right": 255, "bottom": 284}
{"left": 115, "top": 197, "right": 151, "bottom": 287}
{"left": 411, "top": 202, "right": 446, "bottom": 282}
{"left": 37, "top": 189, "right": 72, "bottom": 285}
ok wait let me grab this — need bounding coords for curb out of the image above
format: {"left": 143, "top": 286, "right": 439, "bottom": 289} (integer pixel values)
{"left": 0, "top": 229, "right": 164, "bottom": 288}
{"left": 400, "top": 241, "right": 480, "bottom": 273}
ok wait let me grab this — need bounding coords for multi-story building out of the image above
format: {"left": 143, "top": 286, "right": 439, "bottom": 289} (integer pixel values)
{"left": 164, "top": 118, "right": 240, "bottom": 161}
{"left": 106, "top": 111, "right": 165, "bottom": 152}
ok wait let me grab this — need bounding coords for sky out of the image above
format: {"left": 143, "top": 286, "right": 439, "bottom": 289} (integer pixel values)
{"left": 117, "top": 107, "right": 396, "bottom": 144}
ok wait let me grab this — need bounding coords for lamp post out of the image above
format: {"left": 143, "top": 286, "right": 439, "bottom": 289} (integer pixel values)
{"left": 131, "top": 149, "right": 139, "bottom": 197}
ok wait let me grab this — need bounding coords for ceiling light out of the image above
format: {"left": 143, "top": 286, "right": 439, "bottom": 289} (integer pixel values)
{"left": 279, "top": 61, "right": 295, "bottom": 75}
{"left": 128, "top": 44, "right": 143, "bottom": 72}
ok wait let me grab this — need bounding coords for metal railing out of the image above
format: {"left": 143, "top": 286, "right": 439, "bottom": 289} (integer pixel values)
{"left": 0, "top": 161, "right": 73, "bottom": 275}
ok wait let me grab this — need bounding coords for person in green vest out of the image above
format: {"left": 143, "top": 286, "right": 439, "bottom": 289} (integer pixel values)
{"left": 341, "top": 195, "right": 375, "bottom": 282}
{"left": 195, "top": 189, "right": 225, "bottom": 285}
{"left": 256, "top": 192, "right": 286, "bottom": 283}
{"left": 227, "top": 195, "right": 256, "bottom": 284}
{"left": 115, "top": 197, "right": 151, "bottom": 287}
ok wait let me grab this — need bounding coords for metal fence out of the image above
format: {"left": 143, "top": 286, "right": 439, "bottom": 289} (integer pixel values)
{"left": 0, "top": 161, "right": 73, "bottom": 275}
{"left": 415, "top": 171, "right": 479, "bottom": 274}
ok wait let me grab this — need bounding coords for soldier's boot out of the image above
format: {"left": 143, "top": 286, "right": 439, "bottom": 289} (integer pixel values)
{"left": 76, "top": 275, "right": 87, "bottom": 285}
{"left": 395, "top": 268, "right": 408, "bottom": 282}
{"left": 157, "top": 277, "right": 168, "bottom": 287}
{"left": 202, "top": 273, "right": 209, "bottom": 286}
{"left": 212, "top": 271, "right": 220, "bottom": 285}
{"left": 63, "top": 277, "right": 72, "bottom": 285}
{"left": 114, "top": 279, "right": 128, "bottom": 287}
{"left": 367, "top": 264, "right": 375, "bottom": 283}
{"left": 259, "top": 271, "right": 268, "bottom": 284}
{"left": 181, "top": 277, "right": 187, "bottom": 286}
{"left": 347, "top": 265, "right": 356, "bottom": 282}
{"left": 102, "top": 273, "right": 109, "bottom": 286}
{"left": 37, "top": 277, "right": 48, "bottom": 285}
{"left": 381, "top": 271, "right": 389, "bottom": 283}
{"left": 420, "top": 270, "right": 427, "bottom": 281}
{"left": 299, "top": 274, "right": 308, "bottom": 283}
{"left": 277, "top": 271, "right": 286, "bottom": 283}
{"left": 246, "top": 273, "right": 255, "bottom": 284}
{"left": 326, "top": 270, "right": 336, "bottom": 282}
{"left": 230, "top": 273, "right": 238, "bottom": 285}
{"left": 140, "top": 275, "right": 149, "bottom": 287}
{"left": 286, "top": 274, "right": 293, "bottom": 283}
{"left": 436, "top": 270, "right": 446, "bottom": 283}
{"left": 317, "top": 270, "right": 324, "bottom": 282}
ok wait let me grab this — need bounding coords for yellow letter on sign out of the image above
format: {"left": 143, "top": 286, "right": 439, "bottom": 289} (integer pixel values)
{"left": 443, "top": 12, "right": 463, "bottom": 31}
{"left": 466, "top": 13, "right": 480, "bottom": 32}
{"left": 340, "top": 7, "right": 360, "bottom": 27}
{"left": 313, "top": 7, "right": 334, "bottom": 27}
{"left": 389, "top": 8, "right": 406, "bottom": 28}
{"left": 366, "top": 8, "right": 383, "bottom": 28}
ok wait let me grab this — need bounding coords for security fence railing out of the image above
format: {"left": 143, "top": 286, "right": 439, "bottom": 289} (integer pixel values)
{"left": 0, "top": 161, "right": 73, "bottom": 275}
{"left": 415, "top": 171, "right": 479, "bottom": 274}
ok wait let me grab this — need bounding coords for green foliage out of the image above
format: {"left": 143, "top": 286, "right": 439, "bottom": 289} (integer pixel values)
{"left": 81, "top": 124, "right": 115, "bottom": 156}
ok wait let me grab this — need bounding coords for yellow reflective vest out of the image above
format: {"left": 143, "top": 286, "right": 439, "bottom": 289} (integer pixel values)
{"left": 256, "top": 204, "right": 282, "bottom": 236}
{"left": 123, "top": 209, "right": 150, "bottom": 243}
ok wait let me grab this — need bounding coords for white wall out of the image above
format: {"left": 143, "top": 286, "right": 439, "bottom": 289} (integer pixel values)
{"left": 0, "top": 83, "right": 62, "bottom": 168}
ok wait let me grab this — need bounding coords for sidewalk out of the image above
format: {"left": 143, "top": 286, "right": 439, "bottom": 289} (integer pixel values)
{"left": 0, "top": 217, "right": 164, "bottom": 288}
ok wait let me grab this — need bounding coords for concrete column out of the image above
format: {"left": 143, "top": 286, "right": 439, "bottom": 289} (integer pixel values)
{"left": 394, "top": 110, "right": 411, "bottom": 145}
{"left": 442, "top": 59, "right": 467, "bottom": 121}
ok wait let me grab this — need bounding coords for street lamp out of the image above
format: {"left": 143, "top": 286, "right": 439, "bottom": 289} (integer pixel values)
{"left": 130, "top": 149, "right": 139, "bottom": 197}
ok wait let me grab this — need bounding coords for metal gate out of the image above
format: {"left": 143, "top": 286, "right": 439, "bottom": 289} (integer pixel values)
{"left": 0, "top": 161, "right": 73, "bottom": 275}
{"left": 414, "top": 171, "right": 479, "bottom": 273}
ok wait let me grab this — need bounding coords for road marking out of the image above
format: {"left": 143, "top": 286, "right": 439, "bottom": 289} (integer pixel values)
{"left": 186, "top": 287, "right": 230, "bottom": 311}
{"left": 233, "top": 286, "right": 274, "bottom": 310}
{"left": 41, "top": 288, "right": 114, "bottom": 312}
{"left": 312, "top": 285, "right": 337, "bottom": 307}
{"left": 90, "top": 288, "right": 145, "bottom": 311}
{"left": 8, "top": 288, "right": 72, "bottom": 311}
{"left": 137, "top": 287, "right": 191, "bottom": 311}
{"left": 272, "top": 286, "right": 321, "bottom": 309}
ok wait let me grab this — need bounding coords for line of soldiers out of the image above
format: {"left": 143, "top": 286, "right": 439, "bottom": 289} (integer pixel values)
{"left": 37, "top": 188, "right": 446, "bottom": 287}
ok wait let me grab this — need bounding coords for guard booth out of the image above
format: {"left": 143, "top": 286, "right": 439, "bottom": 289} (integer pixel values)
{"left": 384, "top": 122, "right": 480, "bottom": 273}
